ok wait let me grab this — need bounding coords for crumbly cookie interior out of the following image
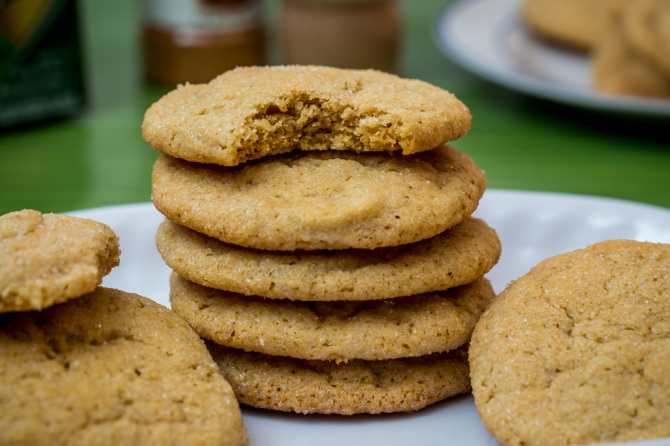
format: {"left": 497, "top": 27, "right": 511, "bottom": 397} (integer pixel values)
{"left": 248, "top": 93, "right": 401, "bottom": 158}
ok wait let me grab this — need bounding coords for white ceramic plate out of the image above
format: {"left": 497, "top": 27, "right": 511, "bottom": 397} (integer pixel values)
{"left": 433, "top": 0, "right": 670, "bottom": 117}
{"left": 68, "top": 190, "right": 670, "bottom": 446}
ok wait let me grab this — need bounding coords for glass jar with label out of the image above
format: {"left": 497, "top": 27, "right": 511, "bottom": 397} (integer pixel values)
{"left": 142, "top": 0, "right": 266, "bottom": 85}
{"left": 280, "top": 0, "right": 402, "bottom": 73}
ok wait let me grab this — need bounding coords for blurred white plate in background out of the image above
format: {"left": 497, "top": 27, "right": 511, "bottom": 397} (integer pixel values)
{"left": 433, "top": 0, "right": 670, "bottom": 117}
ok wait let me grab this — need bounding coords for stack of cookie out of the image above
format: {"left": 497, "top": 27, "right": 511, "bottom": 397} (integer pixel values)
{"left": 142, "top": 65, "right": 502, "bottom": 415}
{"left": 0, "top": 210, "right": 247, "bottom": 445}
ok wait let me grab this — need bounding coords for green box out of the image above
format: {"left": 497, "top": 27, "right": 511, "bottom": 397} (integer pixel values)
{"left": 0, "top": 0, "right": 86, "bottom": 130}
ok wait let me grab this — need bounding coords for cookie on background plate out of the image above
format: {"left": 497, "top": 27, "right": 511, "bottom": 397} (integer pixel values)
{"left": 0, "top": 287, "right": 247, "bottom": 446}
{"left": 622, "top": 0, "right": 670, "bottom": 78}
{"left": 142, "top": 65, "right": 472, "bottom": 166}
{"left": 0, "top": 209, "right": 120, "bottom": 314}
{"left": 156, "top": 217, "right": 501, "bottom": 301}
{"left": 170, "top": 273, "right": 495, "bottom": 362}
{"left": 207, "top": 343, "right": 471, "bottom": 415}
{"left": 521, "top": 0, "right": 630, "bottom": 50}
{"left": 151, "top": 145, "right": 487, "bottom": 251}
{"left": 592, "top": 13, "right": 670, "bottom": 97}
{"left": 469, "top": 239, "right": 670, "bottom": 446}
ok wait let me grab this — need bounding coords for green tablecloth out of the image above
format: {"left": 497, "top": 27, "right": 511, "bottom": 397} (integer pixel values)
{"left": 1, "top": 0, "right": 669, "bottom": 216}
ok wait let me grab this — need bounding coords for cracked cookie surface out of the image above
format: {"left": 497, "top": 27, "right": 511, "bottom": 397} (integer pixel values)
{"left": 207, "top": 343, "right": 471, "bottom": 415}
{"left": 151, "top": 145, "right": 487, "bottom": 251}
{"left": 0, "top": 287, "right": 247, "bottom": 446}
{"left": 170, "top": 273, "right": 494, "bottom": 362}
{"left": 469, "top": 239, "right": 670, "bottom": 446}
{"left": 142, "top": 65, "right": 471, "bottom": 166}
{"left": 0, "top": 209, "right": 120, "bottom": 313}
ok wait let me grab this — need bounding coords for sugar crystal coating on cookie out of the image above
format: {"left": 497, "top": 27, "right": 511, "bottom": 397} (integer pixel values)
{"left": 469, "top": 240, "right": 670, "bottom": 446}
{"left": 151, "top": 145, "right": 487, "bottom": 251}
{"left": 207, "top": 343, "right": 471, "bottom": 415}
{"left": 156, "top": 217, "right": 501, "bottom": 301}
{"left": 0, "top": 209, "right": 120, "bottom": 313}
{"left": 142, "top": 65, "right": 472, "bottom": 166}
{"left": 0, "top": 287, "right": 247, "bottom": 445}
{"left": 170, "top": 274, "right": 495, "bottom": 362}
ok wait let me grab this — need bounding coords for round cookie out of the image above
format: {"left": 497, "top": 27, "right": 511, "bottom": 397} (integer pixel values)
{"left": 592, "top": 21, "right": 670, "bottom": 98}
{"left": 469, "top": 240, "right": 670, "bottom": 446}
{"left": 622, "top": 0, "right": 670, "bottom": 77}
{"left": 142, "top": 65, "right": 471, "bottom": 167}
{"left": 156, "top": 217, "right": 501, "bottom": 301}
{"left": 0, "top": 209, "right": 120, "bottom": 313}
{"left": 0, "top": 287, "right": 247, "bottom": 446}
{"left": 170, "top": 273, "right": 495, "bottom": 362}
{"left": 152, "top": 145, "right": 487, "bottom": 251}
{"left": 207, "top": 343, "right": 471, "bottom": 415}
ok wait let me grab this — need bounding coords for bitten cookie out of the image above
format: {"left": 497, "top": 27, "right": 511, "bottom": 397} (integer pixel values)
{"left": 0, "top": 209, "right": 120, "bottom": 313}
{"left": 142, "top": 65, "right": 472, "bottom": 166}
{"left": 469, "top": 240, "right": 670, "bottom": 446}
{"left": 0, "top": 287, "right": 247, "bottom": 446}
{"left": 207, "top": 343, "right": 471, "bottom": 415}
{"left": 156, "top": 217, "right": 501, "bottom": 301}
{"left": 170, "top": 273, "right": 495, "bottom": 362}
{"left": 151, "top": 145, "right": 487, "bottom": 251}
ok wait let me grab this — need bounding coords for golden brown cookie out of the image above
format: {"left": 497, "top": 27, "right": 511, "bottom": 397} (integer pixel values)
{"left": 592, "top": 20, "right": 670, "bottom": 98}
{"left": 522, "top": 0, "right": 630, "bottom": 50}
{"left": 151, "top": 145, "right": 487, "bottom": 251}
{"left": 142, "top": 65, "right": 472, "bottom": 166}
{"left": 156, "top": 217, "right": 501, "bottom": 301}
{"left": 0, "top": 209, "right": 120, "bottom": 314}
{"left": 0, "top": 287, "right": 247, "bottom": 446}
{"left": 170, "top": 273, "right": 494, "bottom": 362}
{"left": 469, "top": 240, "right": 670, "bottom": 446}
{"left": 207, "top": 343, "right": 471, "bottom": 415}
{"left": 621, "top": 0, "right": 670, "bottom": 77}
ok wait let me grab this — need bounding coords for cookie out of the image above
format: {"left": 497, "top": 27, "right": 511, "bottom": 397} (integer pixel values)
{"left": 156, "top": 217, "right": 501, "bottom": 301}
{"left": 151, "top": 145, "right": 487, "bottom": 251}
{"left": 142, "top": 65, "right": 472, "bottom": 166}
{"left": 592, "top": 20, "right": 670, "bottom": 97}
{"left": 0, "top": 287, "right": 247, "bottom": 446}
{"left": 170, "top": 273, "right": 494, "bottom": 362}
{"left": 207, "top": 343, "right": 471, "bottom": 415}
{"left": 469, "top": 240, "right": 670, "bottom": 446}
{"left": 621, "top": 0, "right": 670, "bottom": 77}
{"left": 0, "top": 209, "right": 120, "bottom": 314}
{"left": 522, "top": 0, "right": 629, "bottom": 50}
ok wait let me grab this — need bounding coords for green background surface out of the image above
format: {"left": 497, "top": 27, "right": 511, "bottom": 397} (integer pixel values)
{"left": 1, "top": 0, "right": 669, "bottom": 216}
